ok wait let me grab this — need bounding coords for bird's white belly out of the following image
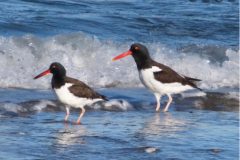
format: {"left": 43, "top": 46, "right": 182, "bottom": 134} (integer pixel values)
{"left": 54, "top": 83, "right": 102, "bottom": 108}
{"left": 139, "top": 67, "right": 193, "bottom": 94}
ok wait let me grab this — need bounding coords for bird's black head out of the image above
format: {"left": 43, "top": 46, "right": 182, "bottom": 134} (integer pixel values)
{"left": 112, "top": 43, "right": 152, "bottom": 69}
{"left": 49, "top": 62, "right": 66, "bottom": 78}
{"left": 129, "top": 43, "right": 151, "bottom": 62}
{"left": 34, "top": 62, "right": 66, "bottom": 79}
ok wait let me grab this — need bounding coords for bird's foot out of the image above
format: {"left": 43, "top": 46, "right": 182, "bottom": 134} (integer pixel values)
{"left": 155, "top": 105, "right": 160, "bottom": 112}
{"left": 163, "top": 109, "right": 169, "bottom": 112}
{"left": 64, "top": 115, "right": 69, "bottom": 122}
{"left": 74, "top": 120, "right": 81, "bottom": 125}
{"left": 155, "top": 108, "right": 160, "bottom": 112}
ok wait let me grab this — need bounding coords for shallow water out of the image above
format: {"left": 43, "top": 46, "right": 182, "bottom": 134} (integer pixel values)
{"left": 0, "top": 88, "right": 239, "bottom": 160}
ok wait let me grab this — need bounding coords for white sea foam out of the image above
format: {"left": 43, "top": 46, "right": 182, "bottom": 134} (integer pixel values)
{"left": 0, "top": 99, "right": 133, "bottom": 114}
{"left": 180, "top": 91, "right": 207, "bottom": 98}
{"left": 0, "top": 33, "right": 238, "bottom": 91}
{"left": 0, "top": 100, "right": 55, "bottom": 113}
{"left": 87, "top": 99, "right": 134, "bottom": 111}
{"left": 0, "top": 103, "right": 25, "bottom": 113}
{"left": 102, "top": 99, "right": 134, "bottom": 111}
{"left": 32, "top": 100, "right": 56, "bottom": 112}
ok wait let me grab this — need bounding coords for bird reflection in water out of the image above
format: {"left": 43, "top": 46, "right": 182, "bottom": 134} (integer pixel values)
{"left": 139, "top": 113, "right": 188, "bottom": 139}
{"left": 56, "top": 123, "right": 89, "bottom": 146}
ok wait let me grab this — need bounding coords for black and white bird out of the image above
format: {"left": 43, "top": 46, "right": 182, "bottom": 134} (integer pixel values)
{"left": 112, "top": 43, "right": 202, "bottom": 112}
{"left": 34, "top": 62, "right": 107, "bottom": 124}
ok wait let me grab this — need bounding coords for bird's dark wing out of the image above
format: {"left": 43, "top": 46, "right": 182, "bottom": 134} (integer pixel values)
{"left": 65, "top": 77, "right": 107, "bottom": 100}
{"left": 152, "top": 61, "right": 202, "bottom": 90}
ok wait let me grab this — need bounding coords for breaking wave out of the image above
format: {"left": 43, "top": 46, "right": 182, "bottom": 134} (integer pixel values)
{"left": 0, "top": 33, "right": 238, "bottom": 90}
{"left": 0, "top": 90, "right": 238, "bottom": 117}
{"left": 0, "top": 99, "right": 134, "bottom": 117}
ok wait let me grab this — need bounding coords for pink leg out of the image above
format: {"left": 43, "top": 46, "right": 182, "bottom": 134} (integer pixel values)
{"left": 76, "top": 107, "right": 85, "bottom": 125}
{"left": 163, "top": 94, "right": 172, "bottom": 112}
{"left": 64, "top": 107, "right": 70, "bottom": 122}
{"left": 154, "top": 93, "right": 161, "bottom": 112}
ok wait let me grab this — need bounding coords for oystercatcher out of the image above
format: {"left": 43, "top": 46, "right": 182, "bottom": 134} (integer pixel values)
{"left": 112, "top": 43, "right": 202, "bottom": 112}
{"left": 34, "top": 62, "right": 107, "bottom": 124}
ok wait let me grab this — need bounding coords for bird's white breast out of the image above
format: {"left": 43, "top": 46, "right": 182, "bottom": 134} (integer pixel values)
{"left": 54, "top": 83, "right": 102, "bottom": 108}
{"left": 139, "top": 66, "right": 193, "bottom": 94}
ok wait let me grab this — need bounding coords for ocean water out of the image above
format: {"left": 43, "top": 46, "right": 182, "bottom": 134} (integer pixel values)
{"left": 0, "top": 88, "right": 239, "bottom": 160}
{"left": 0, "top": 0, "right": 239, "bottom": 160}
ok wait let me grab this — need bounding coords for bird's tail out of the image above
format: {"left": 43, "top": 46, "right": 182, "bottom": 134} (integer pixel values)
{"left": 101, "top": 95, "right": 109, "bottom": 101}
{"left": 192, "top": 84, "right": 203, "bottom": 92}
{"left": 184, "top": 76, "right": 203, "bottom": 91}
{"left": 184, "top": 76, "right": 201, "bottom": 82}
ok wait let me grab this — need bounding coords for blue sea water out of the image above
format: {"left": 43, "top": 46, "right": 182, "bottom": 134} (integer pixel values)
{"left": 0, "top": 0, "right": 238, "bottom": 46}
{"left": 0, "top": 88, "right": 239, "bottom": 160}
{"left": 0, "top": 0, "right": 239, "bottom": 160}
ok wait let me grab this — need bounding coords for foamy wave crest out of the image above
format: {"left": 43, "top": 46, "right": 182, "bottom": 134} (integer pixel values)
{"left": 0, "top": 99, "right": 134, "bottom": 116}
{"left": 151, "top": 45, "right": 239, "bottom": 90}
{"left": 0, "top": 33, "right": 238, "bottom": 90}
{"left": 90, "top": 99, "right": 134, "bottom": 111}
{"left": 0, "top": 100, "right": 56, "bottom": 115}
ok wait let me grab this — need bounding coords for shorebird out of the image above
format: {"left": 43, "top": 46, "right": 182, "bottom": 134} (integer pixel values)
{"left": 34, "top": 62, "right": 107, "bottom": 124}
{"left": 112, "top": 43, "right": 202, "bottom": 112}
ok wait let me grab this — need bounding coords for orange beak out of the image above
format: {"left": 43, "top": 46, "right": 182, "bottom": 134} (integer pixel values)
{"left": 112, "top": 50, "right": 132, "bottom": 61}
{"left": 34, "top": 69, "right": 51, "bottom": 79}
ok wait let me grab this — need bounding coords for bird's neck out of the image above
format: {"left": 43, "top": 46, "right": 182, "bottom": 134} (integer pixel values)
{"left": 134, "top": 57, "right": 152, "bottom": 70}
{"left": 52, "top": 75, "right": 66, "bottom": 89}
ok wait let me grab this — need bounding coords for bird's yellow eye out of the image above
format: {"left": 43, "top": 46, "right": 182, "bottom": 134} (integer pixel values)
{"left": 135, "top": 46, "right": 139, "bottom": 50}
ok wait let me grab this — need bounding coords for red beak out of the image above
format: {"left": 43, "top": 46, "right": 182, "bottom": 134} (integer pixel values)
{"left": 34, "top": 69, "right": 51, "bottom": 79}
{"left": 112, "top": 50, "right": 132, "bottom": 61}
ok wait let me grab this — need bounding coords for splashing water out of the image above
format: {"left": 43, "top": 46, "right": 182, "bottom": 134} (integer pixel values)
{"left": 0, "top": 33, "right": 238, "bottom": 90}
